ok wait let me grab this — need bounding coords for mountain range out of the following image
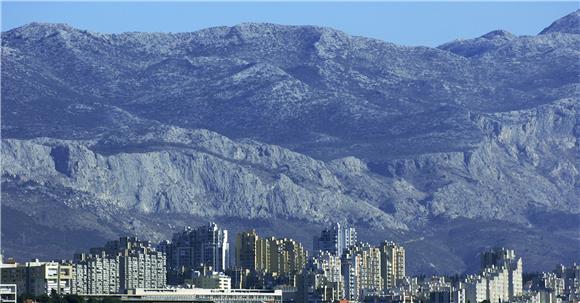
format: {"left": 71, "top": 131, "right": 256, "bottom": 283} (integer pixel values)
{"left": 1, "top": 10, "right": 579, "bottom": 274}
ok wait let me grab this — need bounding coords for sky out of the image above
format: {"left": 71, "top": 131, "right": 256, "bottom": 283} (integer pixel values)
{"left": 1, "top": 1, "right": 578, "bottom": 47}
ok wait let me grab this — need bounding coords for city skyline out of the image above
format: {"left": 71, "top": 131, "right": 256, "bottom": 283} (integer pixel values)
{"left": 2, "top": 226, "right": 579, "bottom": 303}
{"left": 1, "top": 1, "right": 578, "bottom": 296}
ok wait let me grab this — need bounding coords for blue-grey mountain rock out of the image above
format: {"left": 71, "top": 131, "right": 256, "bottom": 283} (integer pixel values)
{"left": 540, "top": 10, "right": 580, "bottom": 35}
{"left": 2, "top": 10, "right": 579, "bottom": 274}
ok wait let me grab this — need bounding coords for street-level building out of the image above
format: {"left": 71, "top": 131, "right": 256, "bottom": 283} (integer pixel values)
{"left": 0, "top": 284, "right": 17, "bottom": 303}
{"left": 83, "top": 288, "right": 283, "bottom": 303}
{"left": 0, "top": 260, "right": 72, "bottom": 296}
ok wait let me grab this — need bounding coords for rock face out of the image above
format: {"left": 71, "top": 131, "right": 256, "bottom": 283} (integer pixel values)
{"left": 540, "top": 10, "right": 580, "bottom": 35}
{"left": 1, "top": 11, "right": 579, "bottom": 273}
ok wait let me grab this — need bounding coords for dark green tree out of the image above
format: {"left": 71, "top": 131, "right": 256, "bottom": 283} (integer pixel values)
{"left": 36, "top": 293, "right": 50, "bottom": 303}
{"left": 101, "top": 297, "right": 121, "bottom": 303}
{"left": 63, "top": 294, "right": 83, "bottom": 303}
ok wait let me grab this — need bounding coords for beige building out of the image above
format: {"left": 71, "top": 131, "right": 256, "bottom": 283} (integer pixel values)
{"left": 1, "top": 260, "right": 72, "bottom": 296}
{"left": 267, "top": 237, "right": 308, "bottom": 276}
{"left": 235, "top": 231, "right": 307, "bottom": 276}
{"left": 379, "top": 241, "right": 406, "bottom": 289}
{"left": 236, "top": 230, "right": 262, "bottom": 272}
{"left": 342, "top": 243, "right": 383, "bottom": 301}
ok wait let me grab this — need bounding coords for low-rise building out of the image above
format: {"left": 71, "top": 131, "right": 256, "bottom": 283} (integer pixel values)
{"left": 0, "top": 284, "right": 17, "bottom": 303}
{"left": 188, "top": 271, "right": 231, "bottom": 290}
{"left": 0, "top": 260, "right": 72, "bottom": 296}
{"left": 84, "top": 288, "right": 283, "bottom": 303}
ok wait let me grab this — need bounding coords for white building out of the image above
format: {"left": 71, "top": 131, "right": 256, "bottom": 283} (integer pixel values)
{"left": 483, "top": 266, "right": 510, "bottom": 303}
{"left": 1, "top": 260, "right": 72, "bottom": 296}
{"left": 313, "top": 251, "right": 344, "bottom": 298}
{"left": 314, "top": 223, "right": 357, "bottom": 256}
{"left": 72, "top": 252, "right": 120, "bottom": 294}
{"left": 85, "top": 288, "right": 283, "bottom": 303}
{"left": 541, "top": 272, "right": 565, "bottom": 297}
{"left": 189, "top": 271, "right": 231, "bottom": 290}
{"left": 481, "top": 248, "right": 523, "bottom": 299}
{"left": 464, "top": 275, "right": 487, "bottom": 303}
{"left": 0, "top": 284, "right": 17, "bottom": 303}
{"left": 72, "top": 237, "right": 166, "bottom": 294}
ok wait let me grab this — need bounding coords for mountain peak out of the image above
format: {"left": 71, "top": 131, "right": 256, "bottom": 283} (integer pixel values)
{"left": 480, "top": 30, "right": 515, "bottom": 39}
{"left": 3, "top": 22, "right": 80, "bottom": 41}
{"left": 539, "top": 10, "right": 580, "bottom": 35}
{"left": 9, "top": 22, "right": 75, "bottom": 33}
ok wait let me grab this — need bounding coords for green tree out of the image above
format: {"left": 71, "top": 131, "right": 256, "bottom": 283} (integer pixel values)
{"left": 36, "top": 293, "right": 50, "bottom": 303}
{"left": 63, "top": 294, "right": 83, "bottom": 303}
{"left": 101, "top": 297, "right": 121, "bottom": 303}
{"left": 49, "top": 289, "right": 64, "bottom": 303}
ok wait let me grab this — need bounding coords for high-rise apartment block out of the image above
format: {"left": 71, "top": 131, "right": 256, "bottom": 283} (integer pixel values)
{"left": 312, "top": 251, "right": 344, "bottom": 299}
{"left": 463, "top": 248, "right": 524, "bottom": 303}
{"left": 235, "top": 231, "right": 307, "bottom": 277}
{"left": 481, "top": 247, "right": 523, "bottom": 299}
{"left": 72, "top": 252, "right": 120, "bottom": 294}
{"left": 236, "top": 230, "right": 263, "bottom": 273}
{"left": 313, "top": 223, "right": 357, "bottom": 256}
{"left": 267, "top": 237, "right": 308, "bottom": 276}
{"left": 342, "top": 243, "right": 383, "bottom": 301}
{"left": 379, "top": 241, "right": 406, "bottom": 289}
{"left": 161, "top": 222, "right": 229, "bottom": 284}
{"left": 464, "top": 275, "right": 487, "bottom": 303}
{"left": 72, "top": 237, "right": 166, "bottom": 294}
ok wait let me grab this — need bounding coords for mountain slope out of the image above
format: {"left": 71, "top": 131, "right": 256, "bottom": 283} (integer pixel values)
{"left": 1, "top": 11, "right": 579, "bottom": 273}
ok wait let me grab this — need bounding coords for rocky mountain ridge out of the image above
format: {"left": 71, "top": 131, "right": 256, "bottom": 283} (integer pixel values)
{"left": 1, "top": 10, "right": 579, "bottom": 273}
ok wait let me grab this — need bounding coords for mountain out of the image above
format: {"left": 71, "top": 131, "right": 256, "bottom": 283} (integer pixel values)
{"left": 1, "top": 11, "right": 579, "bottom": 274}
{"left": 540, "top": 10, "right": 580, "bottom": 35}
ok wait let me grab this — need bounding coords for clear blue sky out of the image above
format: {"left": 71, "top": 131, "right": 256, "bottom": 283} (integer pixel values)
{"left": 1, "top": 2, "right": 578, "bottom": 47}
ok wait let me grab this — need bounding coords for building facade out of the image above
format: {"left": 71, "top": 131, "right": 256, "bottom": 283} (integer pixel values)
{"left": 85, "top": 288, "right": 283, "bottom": 303}
{"left": 235, "top": 230, "right": 307, "bottom": 277}
{"left": 161, "top": 222, "right": 229, "bottom": 284}
{"left": 72, "top": 237, "right": 166, "bottom": 294}
{"left": 72, "top": 252, "right": 120, "bottom": 294}
{"left": 464, "top": 275, "right": 487, "bottom": 303}
{"left": 342, "top": 243, "right": 383, "bottom": 301}
{"left": 313, "top": 223, "right": 357, "bottom": 256}
{"left": 0, "top": 284, "right": 17, "bottom": 303}
{"left": 379, "top": 241, "right": 406, "bottom": 290}
{"left": 481, "top": 247, "right": 523, "bottom": 300}
{"left": 0, "top": 260, "right": 72, "bottom": 296}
